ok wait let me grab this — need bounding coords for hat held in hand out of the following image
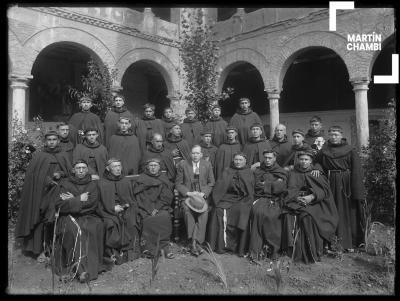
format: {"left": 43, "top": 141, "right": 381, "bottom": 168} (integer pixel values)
{"left": 184, "top": 193, "right": 208, "bottom": 213}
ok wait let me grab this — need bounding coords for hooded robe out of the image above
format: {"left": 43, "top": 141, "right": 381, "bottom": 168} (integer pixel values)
{"left": 104, "top": 106, "right": 135, "bottom": 149}
{"left": 181, "top": 118, "right": 203, "bottom": 147}
{"left": 282, "top": 142, "right": 313, "bottom": 168}
{"left": 164, "top": 133, "right": 192, "bottom": 164}
{"left": 269, "top": 135, "right": 292, "bottom": 167}
{"left": 133, "top": 172, "right": 174, "bottom": 256}
{"left": 199, "top": 141, "right": 218, "bottom": 168}
{"left": 204, "top": 117, "right": 228, "bottom": 147}
{"left": 248, "top": 162, "right": 287, "bottom": 259}
{"left": 281, "top": 164, "right": 339, "bottom": 264}
{"left": 73, "top": 140, "right": 108, "bottom": 178}
{"left": 314, "top": 139, "right": 365, "bottom": 249}
{"left": 98, "top": 170, "right": 140, "bottom": 263}
{"left": 15, "top": 145, "right": 72, "bottom": 256}
{"left": 242, "top": 137, "right": 272, "bottom": 166}
{"left": 108, "top": 129, "right": 141, "bottom": 176}
{"left": 214, "top": 140, "right": 242, "bottom": 180}
{"left": 161, "top": 116, "right": 176, "bottom": 139}
{"left": 53, "top": 174, "right": 105, "bottom": 281}
{"left": 207, "top": 165, "right": 255, "bottom": 256}
{"left": 140, "top": 144, "right": 176, "bottom": 182}
{"left": 136, "top": 116, "right": 164, "bottom": 153}
{"left": 59, "top": 136, "right": 74, "bottom": 164}
{"left": 229, "top": 109, "right": 263, "bottom": 146}
{"left": 69, "top": 111, "right": 104, "bottom": 145}
{"left": 304, "top": 129, "right": 327, "bottom": 147}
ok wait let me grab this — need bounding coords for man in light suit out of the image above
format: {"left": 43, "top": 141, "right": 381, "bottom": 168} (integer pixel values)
{"left": 175, "top": 145, "right": 215, "bottom": 256}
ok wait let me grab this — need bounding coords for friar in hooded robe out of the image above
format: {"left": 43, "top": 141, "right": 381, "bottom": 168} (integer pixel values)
{"left": 199, "top": 130, "right": 218, "bottom": 168}
{"left": 242, "top": 122, "right": 272, "bottom": 170}
{"left": 281, "top": 151, "right": 338, "bottom": 264}
{"left": 108, "top": 117, "right": 141, "bottom": 176}
{"left": 140, "top": 133, "right": 176, "bottom": 182}
{"left": 181, "top": 107, "right": 203, "bottom": 147}
{"left": 53, "top": 159, "right": 106, "bottom": 283}
{"left": 73, "top": 128, "right": 108, "bottom": 179}
{"left": 269, "top": 123, "right": 292, "bottom": 167}
{"left": 133, "top": 158, "right": 175, "bottom": 259}
{"left": 15, "top": 131, "right": 72, "bottom": 259}
{"left": 69, "top": 96, "right": 104, "bottom": 145}
{"left": 57, "top": 122, "right": 74, "bottom": 164}
{"left": 136, "top": 103, "right": 164, "bottom": 153}
{"left": 98, "top": 159, "right": 140, "bottom": 265}
{"left": 214, "top": 126, "right": 242, "bottom": 180}
{"left": 229, "top": 97, "right": 263, "bottom": 146}
{"left": 282, "top": 129, "right": 313, "bottom": 171}
{"left": 104, "top": 94, "right": 135, "bottom": 150}
{"left": 203, "top": 105, "right": 227, "bottom": 147}
{"left": 304, "top": 116, "right": 327, "bottom": 147}
{"left": 164, "top": 123, "right": 191, "bottom": 166}
{"left": 207, "top": 152, "right": 255, "bottom": 256}
{"left": 314, "top": 126, "right": 365, "bottom": 251}
{"left": 248, "top": 149, "right": 288, "bottom": 261}
{"left": 161, "top": 107, "right": 176, "bottom": 138}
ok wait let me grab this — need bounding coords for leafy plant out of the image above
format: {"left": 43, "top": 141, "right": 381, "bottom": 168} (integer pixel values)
{"left": 69, "top": 58, "right": 118, "bottom": 122}
{"left": 202, "top": 242, "right": 228, "bottom": 289}
{"left": 360, "top": 99, "right": 396, "bottom": 251}
{"left": 178, "top": 8, "right": 233, "bottom": 122}
{"left": 8, "top": 114, "right": 46, "bottom": 224}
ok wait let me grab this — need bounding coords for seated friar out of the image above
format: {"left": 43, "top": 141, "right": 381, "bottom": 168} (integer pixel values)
{"left": 133, "top": 158, "right": 175, "bottom": 259}
{"left": 248, "top": 149, "right": 288, "bottom": 262}
{"left": 207, "top": 152, "right": 255, "bottom": 256}
{"left": 53, "top": 159, "right": 106, "bottom": 283}
{"left": 98, "top": 158, "right": 140, "bottom": 266}
{"left": 280, "top": 151, "right": 339, "bottom": 264}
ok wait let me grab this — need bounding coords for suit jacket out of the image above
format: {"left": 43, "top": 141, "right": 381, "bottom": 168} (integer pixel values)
{"left": 175, "top": 159, "right": 215, "bottom": 199}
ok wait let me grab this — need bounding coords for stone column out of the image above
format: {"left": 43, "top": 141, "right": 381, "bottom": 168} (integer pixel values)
{"left": 9, "top": 74, "right": 32, "bottom": 128}
{"left": 351, "top": 77, "right": 370, "bottom": 149}
{"left": 266, "top": 89, "right": 280, "bottom": 138}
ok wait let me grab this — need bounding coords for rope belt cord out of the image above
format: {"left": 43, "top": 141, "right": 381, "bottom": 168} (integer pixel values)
{"left": 223, "top": 209, "right": 227, "bottom": 248}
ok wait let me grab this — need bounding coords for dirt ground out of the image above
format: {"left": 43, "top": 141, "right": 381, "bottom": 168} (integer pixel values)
{"left": 7, "top": 226, "right": 395, "bottom": 295}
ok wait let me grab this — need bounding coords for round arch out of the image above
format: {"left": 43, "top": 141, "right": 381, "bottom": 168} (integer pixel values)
{"left": 217, "top": 48, "right": 269, "bottom": 93}
{"left": 116, "top": 48, "right": 179, "bottom": 95}
{"left": 8, "top": 29, "right": 26, "bottom": 75}
{"left": 22, "top": 27, "right": 115, "bottom": 75}
{"left": 368, "top": 33, "right": 396, "bottom": 78}
{"left": 270, "top": 31, "right": 350, "bottom": 90}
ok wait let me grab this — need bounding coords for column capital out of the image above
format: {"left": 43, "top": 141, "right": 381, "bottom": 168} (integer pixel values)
{"left": 111, "top": 85, "right": 123, "bottom": 94}
{"left": 350, "top": 77, "right": 370, "bottom": 90}
{"left": 265, "top": 88, "right": 281, "bottom": 99}
{"left": 9, "top": 74, "right": 33, "bottom": 89}
{"left": 144, "top": 7, "right": 154, "bottom": 16}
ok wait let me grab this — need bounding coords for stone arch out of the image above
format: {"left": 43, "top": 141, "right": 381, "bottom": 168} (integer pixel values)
{"left": 21, "top": 27, "right": 115, "bottom": 75}
{"left": 368, "top": 33, "right": 396, "bottom": 79}
{"left": 115, "top": 48, "right": 179, "bottom": 95}
{"left": 217, "top": 48, "right": 269, "bottom": 93}
{"left": 8, "top": 29, "right": 26, "bottom": 75}
{"left": 270, "top": 31, "right": 351, "bottom": 90}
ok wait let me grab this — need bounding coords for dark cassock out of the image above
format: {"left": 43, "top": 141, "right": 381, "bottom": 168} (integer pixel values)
{"left": 214, "top": 140, "right": 242, "bottom": 180}
{"left": 69, "top": 111, "right": 104, "bottom": 145}
{"left": 108, "top": 129, "right": 141, "bottom": 176}
{"left": 248, "top": 160, "right": 288, "bottom": 260}
{"left": 98, "top": 165, "right": 140, "bottom": 264}
{"left": 229, "top": 109, "right": 263, "bottom": 146}
{"left": 270, "top": 134, "right": 292, "bottom": 167}
{"left": 304, "top": 129, "right": 327, "bottom": 147}
{"left": 136, "top": 117, "right": 164, "bottom": 153}
{"left": 242, "top": 137, "right": 272, "bottom": 167}
{"left": 314, "top": 137, "right": 365, "bottom": 250}
{"left": 207, "top": 158, "right": 255, "bottom": 256}
{"left": 204, "top": 116, "right": 228, "bottom": 147}
{"left": 53, "top": 168, "right": 105, "bottom": 281}
{"left": 164, "top": 132, "right": 192, "bottom": 164}
{"left": 133, "top": 161, "right": 174, "bottom": 257}
{"left": 282, "top": 142, "right": 313, "bottom": 168}
{"left": 199, "top": 140, "right": 218, "bottom": 168}
{"left": 15, "top": 141, "right": 72, "bottom": 256}
{"left": 104, "top": 106, "right": 135, "bottom": 149}
{"left": 73, "top": 140, "right": 108, "bottom": 178}
{"left": 161, "top": 116, "right": 176, "bottom": 139}
{"left": 280, "top": 153, "right": 339, "bottom": 264}
{"left": 59, "top": 135, "right": 74, "bottom": 164}
{"left": 140, "top": 144, "right": 176, "bottom": 182}
{"left": 181, "top": 117, "right": 203, "bottom": 147}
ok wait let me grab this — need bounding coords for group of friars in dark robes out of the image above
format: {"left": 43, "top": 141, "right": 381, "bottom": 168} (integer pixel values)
{"left": 15, "top": 94, "right": 365, "bottom": 283}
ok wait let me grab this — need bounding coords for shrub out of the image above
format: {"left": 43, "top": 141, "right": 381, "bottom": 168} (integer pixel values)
{"left": 69, "top": 58, "right": 118, "bottom": 122}
{"left": 8, "top": 114, "right": 46, "bottom": 224}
